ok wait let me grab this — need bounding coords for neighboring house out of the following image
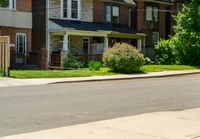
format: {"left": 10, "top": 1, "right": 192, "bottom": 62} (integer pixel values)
{"left": 133, "top": 0, "right": 174, "bottom": 57}
{"left": 0, "top": 0, "right": 33, "bottom": 68}
{"left": 32, "top": 0, "right": 192, "bottom": 68}
{"left": 33, "top": 0, "right": 146, "bottom": 67}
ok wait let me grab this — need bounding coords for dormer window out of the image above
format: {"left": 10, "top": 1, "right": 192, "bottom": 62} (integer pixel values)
{"left": 105, "top": 5, "right": 120, "bottom": 24}
{"left": 62, "top": 0, "right": 81, "bottom": 20}
{"left": 0, "top": 0, "right": 16, "bottom": 9}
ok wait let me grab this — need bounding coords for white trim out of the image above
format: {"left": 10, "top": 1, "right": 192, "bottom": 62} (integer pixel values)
{"left": 16, "top": 33, "right": 27, "bottom": 54}
{"left": 104, "top": 37, "right": 109, "bottom": 49}
{"left": 61, "top": 0, "right": 81, "bottom": 20}
{"left": 63, "top": 33, "right": 69, "bottom": 51}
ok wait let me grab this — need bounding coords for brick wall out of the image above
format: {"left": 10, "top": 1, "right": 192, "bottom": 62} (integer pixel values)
{"left": 93, "top": 0, "right": 105, "bottom": 23}
{"left": 159, "top": 3, "right": 166, "bottom": 39}
{"left": 0, "top": 27, "right": 32, "bottom": 52}
{"left": 136, "top": 1, "right": 144, "bottom": 32}
{"left": 93, "top": 0, "right": 130, "bottom": 26}
{"left": 32, "top": 0, "right": 47, "bottom": 52}
{"left": 135, "top": 1, "right": 173, "bottom": 48}
{"left": 49, "top": 0, "right": 61, "bottom": 18}
{"left": 16, "top": 0, "right": 32, "bottom": 12}
{"left": 120, "top": 4, "right": 130, "bottom": 25}
{"left": 82, "top": 0, "right": 93, "bottom": 22}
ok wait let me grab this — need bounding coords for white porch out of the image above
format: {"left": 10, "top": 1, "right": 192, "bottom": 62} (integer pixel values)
{"left": 48, "top": 30, "right": 146, "bottom": 67}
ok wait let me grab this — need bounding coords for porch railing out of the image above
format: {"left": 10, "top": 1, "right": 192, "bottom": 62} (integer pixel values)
{"left": 50, "top": 53, "right": 103, "bottom": 67}
{"left": 10, "top": 52, "right": 40, "bottom": 68}
{"left": 76, "top": 54, "right": 103, "bottom": 62}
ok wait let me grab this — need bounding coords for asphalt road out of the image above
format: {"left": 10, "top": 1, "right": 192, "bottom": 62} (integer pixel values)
{"left": 0, "top": 74, "right": 200, "bottom": 137}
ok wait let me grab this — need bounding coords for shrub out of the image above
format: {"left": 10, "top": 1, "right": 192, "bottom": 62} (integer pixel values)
{"left": 155, "top": 39, "right": 176, "bottom": 65}
{"left": 63, "top": 52, "right": 83, "bottom": 69}
{"left": 82, "top": 61, "right": 89, "bottom": 68}
{"left": 88, "top": 61, "right": 102, "bottom": 70}
{"left": 144, "top": 57, "right": 156, "bottom": 65}
{"left": 0, "top": 70, "right": 3, "bottom": 77}
{"left": 103, "top": 43, "right": 144, "bottom": 73}
{"left": 0, "top": 0, "right": 9, "bottom": 7}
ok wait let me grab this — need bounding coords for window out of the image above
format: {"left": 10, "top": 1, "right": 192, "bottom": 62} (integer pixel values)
{"left": 146, "top": 6, "right": 153, "bottom": 21}
{"left": 71, "top": 0, "right": 78, "bottom": 18}
{"left": 62, "top": 0, "right": 80, "bottom": 20}
{"left": 0, "top": 0, "right": 15, "bottom": 9}
{"left": 106, "top": 6, "right": 111, "bottom": 22}
{"left": 146, "top": 6, "right": 158, "bottom": 22}
{"left": 152, "top": 32, "right": 159, "bottom": 46}
{"left": 112, "top": 6, "right": 119, "bottom": 23}
{"left": 153, "top": 7, "right": 158, "bottom": 22}
{"left": 63, "top": 0, "right": 68, "bottom": 18}
{"left": 16, "top": 33, "right": 27, "bottom": 54}
{"left": 106, "top": 5, "right": 120, "bottom": 24}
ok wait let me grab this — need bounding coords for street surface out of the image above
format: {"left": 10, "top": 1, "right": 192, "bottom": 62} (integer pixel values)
{"left": 0, "top": 74, "right": 200, "bottom": 137}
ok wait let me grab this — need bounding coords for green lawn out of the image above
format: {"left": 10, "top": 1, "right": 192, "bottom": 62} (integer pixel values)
{"left": 10, "top": 65, "right": 199, "bottom": 79}
{"left": 10, "top": 68, "right": 116, "bottom": 79}
{"left": 141, "top": 65, "right": 199, "bottom": 73}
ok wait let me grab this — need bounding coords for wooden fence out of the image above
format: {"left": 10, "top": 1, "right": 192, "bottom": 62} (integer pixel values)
{"left": 0, "top": 36, "right": 10, "bottom": 76}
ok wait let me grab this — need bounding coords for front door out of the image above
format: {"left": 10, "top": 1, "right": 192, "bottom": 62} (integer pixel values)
{"left": 83, "top": 38, "right": 90, "bottom": 54}
{"left": 16, "top": 33, "right": 27, "bottom": 64}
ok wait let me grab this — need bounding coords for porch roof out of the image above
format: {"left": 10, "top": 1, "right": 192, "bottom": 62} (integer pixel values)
{"left": 50, "top": 19, "right": 138, "bottom": 35}
{"left": 102, "top": 0, "right": 136, "bottom": 5}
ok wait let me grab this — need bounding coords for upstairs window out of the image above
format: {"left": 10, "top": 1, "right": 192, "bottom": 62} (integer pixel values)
{"left": 112, "top": 6, "right": 119, "bottom": 23}
{"left": 106, "top": 5, "right": 120, "bottom": 24}
{"left": 146, "top": 6, "right": 158, "bottom": 22}
{"left": 106, "top": 6, "right": 111, "bottom": 22}
{"left": 71, "top": 0, "right": 78, "bottom": 18}
{"left": 0, "top": 0, "right": 16, "bottom": 9}
{"left": 63, "top": 0, "right": 68, "bottom": 18}
{"left": 62, "top": 0, "right": 80, "bottom": 20}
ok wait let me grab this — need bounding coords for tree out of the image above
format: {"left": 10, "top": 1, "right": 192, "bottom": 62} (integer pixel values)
{"left": 171, "top": 0, "right": 200, "bottom": 65}
{"left": 0, "top": 0, "right": 9, "bottom": 7}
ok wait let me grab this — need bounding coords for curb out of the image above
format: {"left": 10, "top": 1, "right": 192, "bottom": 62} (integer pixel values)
{"left": 50, "top": 71, "right": 200, "bottom": 84}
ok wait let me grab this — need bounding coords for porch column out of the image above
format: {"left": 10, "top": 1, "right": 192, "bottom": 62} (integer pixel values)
{"left": 104, "top": 37, "right": 109, "bottom": 50}
{"left": 137, "top": 39, "right": 142, "bottom": 51}
{"left": 61, "top": 33, "right": 69, "bottom": 67}
{"left": 63, "top": 34, "right": 69, "bottom": 51}
{"left": 9, "top": 0, "right": 13, "bottom": 9}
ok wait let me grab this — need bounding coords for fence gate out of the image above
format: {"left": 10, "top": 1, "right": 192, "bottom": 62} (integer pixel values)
{"left": 0, "top": 36, "right": 10, "bottom": 76}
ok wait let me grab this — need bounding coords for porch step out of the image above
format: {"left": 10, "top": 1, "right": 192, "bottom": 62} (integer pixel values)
{"left": 48, "top": 66, "right": 64, "bottom": 70}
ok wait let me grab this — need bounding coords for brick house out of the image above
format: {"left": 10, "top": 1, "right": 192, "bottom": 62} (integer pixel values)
{"left": 133, "top": 0, "right": 174, "bottom": 57}
{"left": 0, "top": 0, "right": 33, "bottom": 68}
{"left": 32, "top": 0, "right": 195, "bottom": 68}
{"left": 33, "top": 0, "right": 147, "bottom": 67}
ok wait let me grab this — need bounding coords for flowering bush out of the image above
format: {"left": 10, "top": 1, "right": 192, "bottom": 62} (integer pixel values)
{"left": 103, "top": 43, "right": 144, "bottom": 73}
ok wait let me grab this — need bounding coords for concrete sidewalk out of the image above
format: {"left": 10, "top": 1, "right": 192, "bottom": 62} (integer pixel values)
{"left": 0, "top": 69, "right": 200, "bottom": 88}
{"left": 2, "top": 108, "right": 200, "bottom": 139}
